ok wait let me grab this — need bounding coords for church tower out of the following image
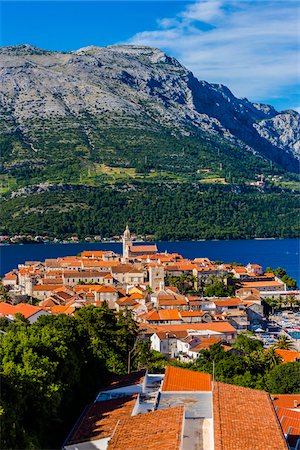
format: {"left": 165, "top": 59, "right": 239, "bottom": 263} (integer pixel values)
{"left": 122, "top": 225, "right": 132, "bottom": 259}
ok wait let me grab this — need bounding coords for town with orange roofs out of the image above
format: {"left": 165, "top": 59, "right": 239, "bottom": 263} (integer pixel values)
{"left": 1, "top": 227, "right": 300, "bottom": 449}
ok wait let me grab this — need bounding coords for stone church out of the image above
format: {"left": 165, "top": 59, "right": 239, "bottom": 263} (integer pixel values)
{"left": 122, "top": 226, "right": 158, "bottom": 259}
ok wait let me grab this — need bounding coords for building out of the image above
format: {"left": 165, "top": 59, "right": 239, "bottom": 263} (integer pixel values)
{"left": 63, "top": 366, "right": 290, "bottom": 450}
{"left": 122, "top": 226, "right": 157, "bottom": 259}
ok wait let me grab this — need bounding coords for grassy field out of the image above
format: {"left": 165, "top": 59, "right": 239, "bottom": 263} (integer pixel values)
{"left": 0, "top": 175, "right": 16, "bottom": 194}
{"left": 78, "top": 164, "right": 227, "bottom": 185}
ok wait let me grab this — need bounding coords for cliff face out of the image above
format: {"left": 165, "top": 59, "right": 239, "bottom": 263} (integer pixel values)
{"left": 0, "top": 44, "right": 299, "bottom": 173}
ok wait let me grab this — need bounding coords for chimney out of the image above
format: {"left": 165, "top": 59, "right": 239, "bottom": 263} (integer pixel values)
{"left": 294, "top": 400, "right": 299, "bottom": 408}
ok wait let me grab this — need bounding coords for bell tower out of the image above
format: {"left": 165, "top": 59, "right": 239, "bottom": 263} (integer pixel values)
{"left": 122, "top": 225, "right": 132, "bottom": 259}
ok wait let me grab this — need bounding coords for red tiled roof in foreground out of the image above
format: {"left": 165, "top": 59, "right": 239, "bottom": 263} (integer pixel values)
{"left": 102, "top": 370, "right": 146, "bottom": 392}
{"left": 272, "top": 394, "right": 300, "bottom": 410}
{"left": 108, "top": 406, "right": 184, "bottom": 450}
{"left": 274, "top": 406, "right": 300, "bottom": 448}
{"left": 213, "top": 382, "right": 288, "bottom": 450}
{"left": 66, "top": 395, "right": 137, "bottom": 445}
{"left": 162, "top": 366, "right": 212, "bottom": 392}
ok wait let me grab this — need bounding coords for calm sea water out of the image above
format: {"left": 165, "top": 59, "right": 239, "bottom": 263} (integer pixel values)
{"left": 1, "top": 239, "right": 299, "bottom": 284}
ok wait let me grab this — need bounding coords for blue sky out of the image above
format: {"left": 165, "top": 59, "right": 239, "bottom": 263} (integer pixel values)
{"left": 1, "top": 1, "right": 299, "bottom": 111}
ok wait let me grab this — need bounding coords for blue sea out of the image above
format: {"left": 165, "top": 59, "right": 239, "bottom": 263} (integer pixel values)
{"left": 1, "top": 238, "right": 299, "bottom": 284}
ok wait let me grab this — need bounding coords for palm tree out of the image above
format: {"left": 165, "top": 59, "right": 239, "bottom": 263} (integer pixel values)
{"left": 265, "top": 347, "right": 281, "bottom": 369}
{"left": 275, "top": 335, "right": 295, "bottom": 350}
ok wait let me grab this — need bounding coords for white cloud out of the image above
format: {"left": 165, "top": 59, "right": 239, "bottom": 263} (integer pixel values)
{"left": 127, "top": 0, "right": 300, "bottom": 109}
{"left": 180, "top": 1, "right": 224, "bottom": 23}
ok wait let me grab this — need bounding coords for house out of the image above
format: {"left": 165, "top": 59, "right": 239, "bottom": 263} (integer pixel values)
{"left": 222, "top": 310, "right": 249, "bottom": 331}
{"left": 179, "top": 311, "right": 212, "bottom": 323}
{"left": 246, "top": 263, "right": 263, "bottom": 275}
{"left": 150, "top": 330, "right": 188, "bottom": 356}
{"left": 239, "top": 280, "right": 286, "bottom": 292}
{"left": 0, "top": 302, "right": 50, "bottom": 323}
{"left": 32, "top": 284, "right": 64, "bottom": 300}
{"left": 177, "top": 336, "right": 222, "bottom": 360}
{"left": 2, "top": 271, "right": 18, "bottom": 287}
{"left": 275, "top": 349, "right": 300, "bottom": 363}
{"left": 147, "top": 322, "right": 237, "bottom": 343}
{"left": 214, "top": 298, "right": 244, "bottom": 313}
{"left": 64, "top": 366, "right": 289, "bottom": 450}
{"left": 111, "top": 265, "right": 146, "bottom": 286}
{"left": 62, "top": 270, "right": 113, "bottom": 286}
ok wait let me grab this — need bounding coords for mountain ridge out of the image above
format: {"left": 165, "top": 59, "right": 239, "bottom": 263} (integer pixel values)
{"left": 0, "top": 43, "right": 299, "bottom": 181}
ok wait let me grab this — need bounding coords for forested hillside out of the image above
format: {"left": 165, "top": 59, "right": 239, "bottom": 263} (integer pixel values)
{"left": 1, "top": 44, "right": 299, "bottom": 239}
{"left": 1, "top": 184, "right": 299, "bottom": 239}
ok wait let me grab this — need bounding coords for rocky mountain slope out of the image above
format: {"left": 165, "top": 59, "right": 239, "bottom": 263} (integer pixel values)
{"left": 0, "top": 44, "right": 299, "bottom": 178}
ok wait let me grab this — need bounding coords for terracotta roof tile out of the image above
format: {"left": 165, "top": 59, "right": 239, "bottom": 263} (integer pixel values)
{"left": 162, "top": 366, "right": 212, "bottom": 392}
{"left": 275, "top": 349, "right": 300, "bottom": 363}
{"left": 0, "top": 302, "right": 44, "bottom": 318}
{"left": 274, "top": 406, "right": 300, "bottom": 447}
{"left": 272, "top": 394, "right": 300, "bottom": 410}
{"left": 144, "top": 322, "right": 236, "bottom": 334}
{"left": 158, "top": 310, "right": 181, "bottom": 321}
{"left": 214, "top": 298, "right": 243, "bottom": 307}
{"left": 66, "top": 396, "right": 136, "bottom": 445}
{"left": 108, "top": 406, "right": 184, "bottom": 450}
{"left": 129, "top": 244, "right": 158, "bottom": 253}
{"left": 213, "top": 382, "right": 288, "bottom": 450}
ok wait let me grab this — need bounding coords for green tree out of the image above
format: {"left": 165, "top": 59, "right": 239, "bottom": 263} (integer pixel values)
{"left": 275, "top": 335, "right": 295, "bottom": 350}
{"left": 233, "top": 333, "right": 264, "bottom": 354}
{"left": 264, "top": 347, "right": 281, "bottom": 370}
{"left": 265, "top": 362, "right": 300, "bottom": 393}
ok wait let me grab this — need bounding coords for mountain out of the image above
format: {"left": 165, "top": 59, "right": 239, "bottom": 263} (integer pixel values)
{"left": 0, "top": 43, "right": 299, "bottom": 182}
{"left": 0, "top": 44, "right": 299, "bottom": 240}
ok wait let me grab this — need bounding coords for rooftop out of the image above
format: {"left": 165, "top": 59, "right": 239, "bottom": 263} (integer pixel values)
{"left": 162, "top": 366, "right": 212, "bottom": 392}
{"left": 108, "top": 406, "right": 184, "bottom": 450}
{"left": 213, "top": 382, "right": 288, "bottom": 450}
{"left": 65, "top": 395, "right": 136, "bottom": 445}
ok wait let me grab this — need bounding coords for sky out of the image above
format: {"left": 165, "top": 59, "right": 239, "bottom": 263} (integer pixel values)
{"left": 1, "top": 0, "right": 299, "bottom": 111}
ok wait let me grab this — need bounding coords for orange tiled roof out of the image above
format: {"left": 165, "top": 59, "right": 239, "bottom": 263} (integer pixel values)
{"left": 0, "top": 302, "right": 44, "bottom": 319}
{"left": 274, "top": 406, "right": 300, "bottom": 448}
{"left": 158, "top": 298, "right": 187, "bottom": 307}
{"left": 108, "top": 406, "right": 184, "bottom": 450}
{"left": 162, "top": 366, "right": 212, "bottom": 392}
{"left": 189, "top": 337, "right": 222, "bottom": 352}
{"left": 180, "top": 311, "right": 205, "bottom": 317}
{"left": 158, "top": 310, "right": 181, "bottom": 321}
{"left": 33, "top": 284, "right": 64, "bottom": 291}
{"left": 145, "top": 321, "right": 237, "bottom": 334}
{"left": 80, "top": 250, "right": 107, "bottom": 257}
{"left": 116, "top": 297, "right": 138, "bottom": 307}
{"left": 272, "top": 394, "right": 300, "bottom": 410}
{"left": 241, "top": 281, "right": 284, "bottom": 287}
{"left": 144, "top": 310, "right": 161, "bottom": 321}
{"left": 67, "top": 395, "right": 137, "bottom": 445}
{"left": 214, "top": 298, "right": 242, "bottom": 307}
{"left": 275, "top": 349, "right": 300, "bottom": 363}
{"left": 3, "top": 272, "right": 17, "bottom": 280}
{"left": 213, "top": 382, "right": 288, "bottom": 450}
{"left": 129, "top": 244, "right": 157, "bottom": 253}
{"left": 129, "top": 292, "right": 145, "bottom": 299}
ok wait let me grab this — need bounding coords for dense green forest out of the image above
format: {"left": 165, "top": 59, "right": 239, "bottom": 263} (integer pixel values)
{"left": 1, "top": 310, "right": 299, "bottom": 449}
{"left": 1, "top": 183, "right": 299, "bottom": 239}
{"left": 0, "top": 305, "right": 139, "bottom": 449}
